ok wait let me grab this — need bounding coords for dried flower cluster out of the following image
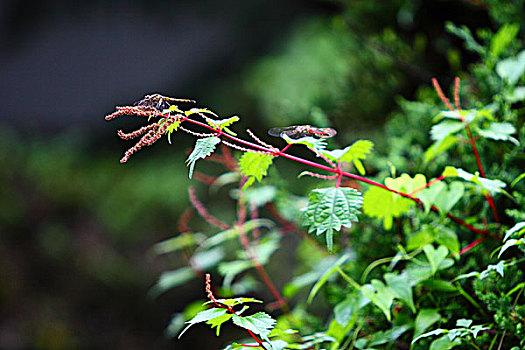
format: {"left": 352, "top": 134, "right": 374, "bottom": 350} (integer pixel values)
{"left": 105, "top": 105, "right": 181, "bottom": 163}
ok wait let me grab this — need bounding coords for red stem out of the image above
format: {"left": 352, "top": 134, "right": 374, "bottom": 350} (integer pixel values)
{"left": 181, "top": 117, "right": 494, "bottom": 239}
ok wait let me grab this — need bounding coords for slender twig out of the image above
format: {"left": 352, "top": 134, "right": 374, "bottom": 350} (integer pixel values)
{"left": 188, "top": 187, "right": 230, "bottom": 230}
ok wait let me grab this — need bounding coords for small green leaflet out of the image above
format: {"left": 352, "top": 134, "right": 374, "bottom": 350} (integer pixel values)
{"left": 206, "top": 115, "right": 240, "bottom": 136}
{"left": 321, "top": 140, "right": 374, "bottom": 175}
{"left": 413, "top": 309, "right": 441, "bottom": 341}
{"left": 239, "top": 152, "right": 275, "bottom": 190}
{"left": 302, "top": 187, "right": 363, "bottom": 251}
{"left": 207, "top": 313, "right": 233, "bottom": 336}
{"left": 442, "top": 166, "right": 506, "bottom": 195}
{"left": 477, "top": 122, "right": 519, "bottom": 145}
{"left": 186, "top": 136, "right": 221, "bottom": 179}
{"left": 184, "top": 107, "right": 219, "bottom": 118}
{"left": 165, "top": 119, "right": 182, "bottom": 144}
{"left": 417, "top": 181, "right": 464, "bottom": 214}
{"left": 423, "top": 245, "right": 450, "bottom": 275}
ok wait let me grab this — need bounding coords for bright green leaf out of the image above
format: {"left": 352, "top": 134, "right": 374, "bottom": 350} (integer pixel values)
{"left": 504, "top": 222, "right": 525, "bottom": 241}
{"left": 490, "top": 23, "right": 520, "bottom": 57}
{"left": 207, "top": 313, "right": 233, "bottom": 336}
{"left": 424, "top": 135, "right": 458, "bottom": 163}
{"left": 232, "top": 312, "right": 276, "bottom": 343}
{"left": 239, "top": 152, "right": 275, "bottom": 190}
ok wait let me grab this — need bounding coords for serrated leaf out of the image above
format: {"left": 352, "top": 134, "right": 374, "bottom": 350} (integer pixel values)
{"left": 206, "top": 115, "right": 240, "bottom": 136}
{"left": 178, "top": 308, "right": 227, "bottom": 338}
{"left": 478, "top": 122, "right": 519, "bottom": 145}
{"left": 186, "top": 137, "right": 221, "bottom": 179}
{"left": 232, "top": 312, "right": 276, "bottom": 343}
{"left": 207, "top": 313, "right": 233, "bottom": 336}
{"left": 321, "top": 140, "right": 374, "bottom": 175}
{"left": 424, "top": 135, "right": 458, "bottom": 163}
{"left": 384, "top": 273, "right": 415, "bottom": 313}
{"left": 166, "top": 119, "right": 182, "bottom": 144}
{"left": 490, "top": 23, "right": 520, "bottom": 57}
{"left": 504, "top": 222, "right": 525, "bottom": 241}
{"left": 430, "top": 121, "right": 465, "bottom": 141}
{"left": 360, "top": 279, "right": 395, "bottom": 321}
{"left": 239, "top": 152, "right": 275, "bottom": 190}
{"left": 303, "top": 187, "right": 363, "bottom": 250}
{"left": 496, "top": 50, "right": 525, "bottom": 85}
{"left": 414, "top": 309, "right": 441, "bottom": 340}
{"left": 423, "top": 245, "right": 449, "bottom": 275}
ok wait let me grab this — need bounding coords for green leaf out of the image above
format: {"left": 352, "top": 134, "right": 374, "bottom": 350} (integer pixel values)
{"left": 384, "top": 273, "right": 415, "bottom": 313}
{"left": 360, "top": 279, "right": 395, "bottom": 321}
{"left": 186, "top": 137, "right": 221, "bottom": 179}
{"left": 210, "top": 297, "right": 263, "bottom": 308}
{"left": 498, "top": 238, "right": 521, "bottom": 258}
{"left": 153, "top": 233, "right": 205, "bottom": 255}
{"left": 363, "top": 174, "right": 422, "bottom": 229}
{"left": 504, "top": 222, "right": 525, "bottom": 241}
{"left": 429, "top": 335, "right": 461, "bottom": 350}
{"left": 207, "top": 313, "right": 233, "bottom": 336}
{"left": 414, "top": 309, "right": 441, "bottom": 340}
{"left": 178, "top": 308, "right": 227, "bottom": 338}
{"left": 150, "top": 267, "right": 195, "bottom": 297}
{"left": 412, "top": 329, "right": 447, "bottom": 344}
{"left": 430, "top": 121, "right": 464, "bottom": 141}
{"left": 321, "top": 140, "right": 374, "bottom": 175}
{"left": 505, "top": 86, "right": 525, "bottom": 103}
{"left": 307, "top": 253, "right": 351, "bottom": 304}
{"left": 433, "top": 182, "right": 465, "bottom": 214}
{"left": 190, "top": 247, "right": 225, "bottom": 270}
{"left": 334, "top": 292, "right": 370, "bottom": 326}
{"left": 478, "top": 122, "right": 519, "bottom": 145}
{"left": 423, "top": 245, "right": 449, "bottom": 275}
{"left": 281, "top": 134, "right": 327, "bottom": 151}
{"left": 496, "top": 50, "right": 525, "bottom": 85}
{"left": 424, "top": 135, "right": 458, "bottom": 163}
{"left": 436, "top": 228, "right": 460, "bottom": 259}
{"left": 218, "top": 260, "right": 254, "bottom": 286}
{"left": 490, "top": 23, "right": 520, "bottom": 57}
{"left": 239, "top": 152, "right": 275, "bottom": 190}
{"left": 443, "top": 167, "right": 506, "bottom": 195}
{"left": 303, "top": 187, "right": 363, "bottom": 251}
{"left": 232, "top": 312, "right": 276, "bottom": 343}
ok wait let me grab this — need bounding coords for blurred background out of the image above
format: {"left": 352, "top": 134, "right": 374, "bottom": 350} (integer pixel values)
{"left": 0, "top": 0, "right": 516, "bottom": 349}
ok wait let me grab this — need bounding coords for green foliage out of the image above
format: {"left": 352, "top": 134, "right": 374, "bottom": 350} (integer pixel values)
{"left": 105, "top": 3, "right": 525, "bottom": 349}
{"left": 239, "top": 152, "right": 275, "bottom": 189}
{"left": 186, "top": 136, "right": 221, "bottom": 179}
{"left": 302, "top": 187, "right": 362, "bottom": 251}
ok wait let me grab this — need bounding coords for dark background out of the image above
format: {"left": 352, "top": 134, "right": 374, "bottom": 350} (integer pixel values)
{"left": 0, "top": 1, "right": 503, "bottom": 349}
